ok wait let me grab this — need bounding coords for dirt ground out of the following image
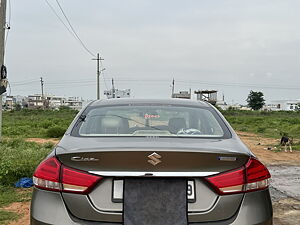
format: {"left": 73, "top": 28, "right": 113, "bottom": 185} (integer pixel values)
{"left": 237, "top": 131, "right": 300, "bottom": 166}
{"left": 26, "top": 138, "right": 59, "bottom": 145}
{"left": 3, "top": 202, "right": 30, "bottom": 225}
{"left": 3, "top": 133, "right": 300, "bottom": 225}
{"left": 272, "top": 198, "right": 300, "bottom": 225}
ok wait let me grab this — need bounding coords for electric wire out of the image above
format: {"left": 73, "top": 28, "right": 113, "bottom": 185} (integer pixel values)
{"left": 44, "top": 0, "right": 76, "bottom": 39}
{"left": 9, "top": 77, "right": 300, "bottom": 94}
{"left": 11, "top": 77, "right": 300, "bottom": 90}
{"left": 10, "top": 78, "right": 40, "bottom": 84}
{"left": 101, "top": 78, "right": 300, "bottom": 90}
{"left": 54, "top": 0, "right": 96, "bottom": 57}
{"left": 10, "top": 81, "right": 40, "bottom": 87}
{"left": 44, "top": 0, "right": 105, "bottom": 91}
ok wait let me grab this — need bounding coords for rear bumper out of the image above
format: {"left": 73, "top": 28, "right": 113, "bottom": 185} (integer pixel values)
{"left": 31, "top": 188, "right": 272, "bottom": 225}
{"left": 30, "top": 188, "right": 122, "bottom": 225}
{"left": 190, "top": 189, "right": 273, "bottom": 225}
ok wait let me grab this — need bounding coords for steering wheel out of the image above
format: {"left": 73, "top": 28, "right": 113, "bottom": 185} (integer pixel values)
{"left": 177, "top": 128, "right": 202, "bottom": 135}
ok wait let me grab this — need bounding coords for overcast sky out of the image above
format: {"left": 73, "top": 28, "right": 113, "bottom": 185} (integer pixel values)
{"left": 5, "top": 0, "right": 300, "bottom": 104}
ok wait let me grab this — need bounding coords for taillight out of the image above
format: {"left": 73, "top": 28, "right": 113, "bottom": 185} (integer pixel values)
{"left": 33, "top": 157, "right": 61, "bottom": 192}
{"left": 245, "top": 158, "right": 270, "bottom": 192}
{"left": 33, "top": 157, "right": 102, "bottom": 194}
{"left": 205, "top": 158, "right": 270, "bottom": 195}
{"left": 61, "top": 166, "right": 101, "bottom": 194}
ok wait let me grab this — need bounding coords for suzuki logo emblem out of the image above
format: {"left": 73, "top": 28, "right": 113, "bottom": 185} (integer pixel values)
{"left": 147, "top": 152, "right": 162, "bottom": 166}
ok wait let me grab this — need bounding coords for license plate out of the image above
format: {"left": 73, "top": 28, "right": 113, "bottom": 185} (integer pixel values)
{"left": 112, "top": 179, "right": 196, "bottom": 203}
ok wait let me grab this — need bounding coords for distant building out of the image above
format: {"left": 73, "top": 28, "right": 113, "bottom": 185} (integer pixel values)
{"left": 15, "top": 95, "right": 29, "bottom": 108}
{"left": 4, "top": 95, "right": 14, "bottom": 110}
{"left": 63, "top": 97, "right": 83, "bottom": 110}
{"left": 2, "top": 95, "right": 28, "bottom": 110}
{"left": 28, "top": 94, "right": 46, "bottom": 109}
{"left": 264, "top": 100, "right": 300, "bottom": 111}
{"left": 194, "top": 90, "right": 218, "bottom": 105}
{"left": 172, "top": 90, "right": 191, "bottom": 99}
{"left": 28, "top": 94, "right": 84, "bottom": 110}
{"left": 216, "top": 100, "right": 228, "bottom": 110}
{"left": 104, "top": 89, "right": 131, "bottom": 99}
{"left": 47, "top": 96, "right": 64, "bottom": 109}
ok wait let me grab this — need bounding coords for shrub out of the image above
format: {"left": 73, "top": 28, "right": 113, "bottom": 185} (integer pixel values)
{"left": 40, "top": 121, "right": 54, "bottom": 129}
{"left": 2, "top": 109, "right": 77, "bottom": 138}
{"left": 223, "top": 110, "right": 300, "bottom": 139}
{"left": 46, "top": 126, "right": 66, "bottom": 138}
{"left": 257, "top": 127, "right": 266, "bottom": 133}
{"left": 0, "top": 139, "right": 54, "bottom": 185}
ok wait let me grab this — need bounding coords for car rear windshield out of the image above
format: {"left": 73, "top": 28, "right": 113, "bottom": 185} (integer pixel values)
{"left": 73, "top": 105, "right": 231, "bottom": 138}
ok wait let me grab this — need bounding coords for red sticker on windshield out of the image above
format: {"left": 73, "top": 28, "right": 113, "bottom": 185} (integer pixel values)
{"left": 144, "top": 114, "right": 160, "bottom": 119}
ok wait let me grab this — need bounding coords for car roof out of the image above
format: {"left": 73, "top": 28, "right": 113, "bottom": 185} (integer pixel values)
{"left": 89, "top": 98, "right": 211, "bottom": 108}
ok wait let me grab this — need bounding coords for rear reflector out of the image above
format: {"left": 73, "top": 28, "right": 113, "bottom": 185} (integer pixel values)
{"left": 206, "top": 158, "right": 271, "bottom": 195}
{"left": 33, "top": 157, "right": 102, "bottom": 194}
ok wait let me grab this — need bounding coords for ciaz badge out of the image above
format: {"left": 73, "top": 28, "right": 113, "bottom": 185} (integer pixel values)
{"left": 71, "top": 156, "right": 99, "bottom": 162}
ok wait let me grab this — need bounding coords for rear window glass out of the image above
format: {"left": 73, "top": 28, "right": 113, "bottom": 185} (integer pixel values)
{"left": 74, "top": 105, "right": 229, "bottom": 138}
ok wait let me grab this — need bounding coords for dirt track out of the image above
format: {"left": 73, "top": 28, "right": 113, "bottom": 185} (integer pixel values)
{"left": 4, "top": 133, "right": 300, "bottom": 225}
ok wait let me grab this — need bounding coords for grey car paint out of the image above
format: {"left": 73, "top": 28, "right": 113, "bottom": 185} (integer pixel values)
{"left": 31, "top": 188, "right": 272, "bottom": 225}
{"left": 31, "top": 99, "right": 272, "bottom": 225}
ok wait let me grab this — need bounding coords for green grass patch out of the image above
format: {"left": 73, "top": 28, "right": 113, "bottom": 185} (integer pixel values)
{"left": 222, "top": 110, "right": 300, "bottom": 140}
{"left": 0, "top": 186, "right": 32, "bottom": 208}
{"left": 0, "top": 210, "right": 19, "bottom": 225}
{"left": 46, "top": 126, "right": 67, "bottom": 138}
{"left": 0, "top": 139, "right": 54, "bottom": 186}
{"left": 2, "top": 108, "right": 78, "bottom": 138}
{"left": 0, "top": 186, "right": 31, "bottom": 225}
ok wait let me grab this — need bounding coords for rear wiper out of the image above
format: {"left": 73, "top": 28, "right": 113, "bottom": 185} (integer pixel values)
{"left": 73, "top": 114, "right": 87, "bottom": 128}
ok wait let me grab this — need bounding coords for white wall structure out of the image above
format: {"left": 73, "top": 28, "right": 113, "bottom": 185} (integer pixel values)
{"left": 47, "top": 96, "right": 64, "bottom": 109}
{"left": 63, "top": 97, "right": 83, "bottom": 111}
{"left": 264, "top": 100, "right": 300, "bottom": 111}
{"left": 28, "top": 94, "right": 84, "bottom": 110}
{"left": 104, "top": 89, "right": 131, "bottom": 99}
{"left": 28, "top": 94, "right": 44, "bottom": 108}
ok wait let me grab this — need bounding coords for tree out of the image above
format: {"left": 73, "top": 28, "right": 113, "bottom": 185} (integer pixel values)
{"left": 246, "top": 91, "right": 265, "bottom": 110}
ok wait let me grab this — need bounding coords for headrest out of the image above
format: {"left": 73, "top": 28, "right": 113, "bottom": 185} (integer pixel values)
{"left": 101, "top": 116, "right": 129, "bottom": 134}
{"left": 168, "top": 117, "right": 186, "bottom": 134}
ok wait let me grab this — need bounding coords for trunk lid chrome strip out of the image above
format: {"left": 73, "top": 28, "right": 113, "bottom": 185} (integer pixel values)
{"left": 88, "top": 171, "right": 219, "bottom": 177}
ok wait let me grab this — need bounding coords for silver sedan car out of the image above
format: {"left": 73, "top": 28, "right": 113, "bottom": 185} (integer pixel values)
{"left": 31, "top": 99, "right": 272, "bottom": 225}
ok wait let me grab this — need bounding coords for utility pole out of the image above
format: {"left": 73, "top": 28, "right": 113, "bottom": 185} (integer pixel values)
{"left": 40, "top": 77, "right": 44, "bottom": 109}
{"left": 112, "top": 78, "right": 115, "bottom": 98}
{"left": 171, "top": 78, "right": 175, "bottom": 98}
{"left": 92, "top": 53, "right": 104, "bottom": 100}
{"left": 0, "top": 0, "right": 7, "bottom": 141}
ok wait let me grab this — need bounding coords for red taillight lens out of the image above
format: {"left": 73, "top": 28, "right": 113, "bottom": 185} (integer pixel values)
{"left": 33, "top": 157, "right": 102, "bottom": 194}
{"left": 33, "top": 157, "right": 61, "bottom": 192}
{"left": 245, "top": 158, "right": 271, "bottom": 192}
{"left": 61, "top": 166, "right": 101, "bottom": 194}
{"left": 206, "top": 167, "right": 245, "bottom": 195}
{"left": 205, "top": 158, "right": 270, "bottom": 195}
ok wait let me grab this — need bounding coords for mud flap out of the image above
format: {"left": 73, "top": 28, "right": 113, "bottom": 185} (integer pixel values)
{"left": 123, "top": 178, "right": 188, "bottom": 225}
